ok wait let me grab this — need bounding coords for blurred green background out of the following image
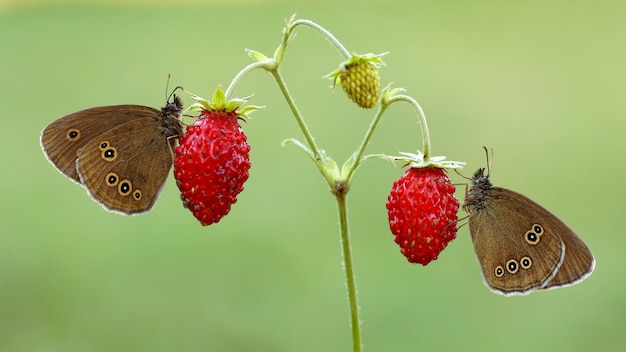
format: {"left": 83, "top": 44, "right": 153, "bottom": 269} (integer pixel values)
{"left": 1, "top": 0, "right": 624, "bottom": 351}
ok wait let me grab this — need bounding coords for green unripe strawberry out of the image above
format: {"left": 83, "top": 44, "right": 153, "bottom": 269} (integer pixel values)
{"left": 326, "top": 53, "right": 386, "bottom": 109}
{"left": 340, "top": 60, "right": 381, "bottom": 108}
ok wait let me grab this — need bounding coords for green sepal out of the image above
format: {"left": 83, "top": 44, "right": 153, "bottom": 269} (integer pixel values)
{"left": 282, "top": 138, "right": 340, "bottom": 184}
{"left": 247, "top": 49, "right": 269, "bottom": 63}
{"left": 282, "top": 138, "right": 315, "bottom": 160}
{"left": 340, "top": 151, "right": 358, "bottom": 179}
{"left": 325, "top": 52, "right": 387, "bottom": 88}
{"left": 379, "top": 151, "right": 466, "bottom": 169}
{"left": 184, "top": 86, "right": 263, "bottom": 120}
{"left": 380, "top": 83, "right": 405, "bottom": 106}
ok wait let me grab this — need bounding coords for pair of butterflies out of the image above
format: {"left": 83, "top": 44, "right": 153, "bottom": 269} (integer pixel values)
{"left": 40, "top": 97, "right": 594, "bottom": 296}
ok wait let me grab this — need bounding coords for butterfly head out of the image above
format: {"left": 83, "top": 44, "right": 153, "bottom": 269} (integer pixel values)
{"left": 471, "top": 167, "right": 492, "bottom": 189}
{"left": 463, "top": 168, "right": 493, "bottom": 212}
{"left": 159, "top": 94, "right": 184, "bottom": 139}
{"left": 162, "top": 94, "right": 183, "bottom": 116}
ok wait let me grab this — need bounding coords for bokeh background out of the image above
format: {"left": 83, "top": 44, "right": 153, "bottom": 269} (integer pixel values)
{"left": 1, "top": 0, "right": 624, "bottom": 351}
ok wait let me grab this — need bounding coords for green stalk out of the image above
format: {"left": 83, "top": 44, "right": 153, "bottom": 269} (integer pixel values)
{"left": 384, "top": 94, "right": 432, "bottom": 161}
{"left": 272, "top": 66, "right": 363, "bottom": 351}
{"left": 270, "top": 70, "right": 320, "bottom": 157}
{"left": 335, "top": 190, "right": 362, "bottom": 352}
{"left": 345, "top": 103, "right": 389, "bottom": 182}
{"left": 224, "top": 61, "right": 272, "bottom": 99}
{"left": 270, "top": 66, "right": 363, "bottom": 352}
{"left": 289, "top": 19, "right": 351, "bottom": 59}
{"left": 265, "top": 18, "right": 372, "bottom": 352}
{"left": 269, "top": 69, "right": 339, "bottom": 187}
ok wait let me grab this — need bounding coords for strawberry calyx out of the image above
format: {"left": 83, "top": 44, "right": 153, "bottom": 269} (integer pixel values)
{"left": 325, "top": 53, "right": 387, "bottom": 109}
{"left": 381, "top": 151, "right": 466, "bottom": 170}
{"left": 325, "top": 53, "right": 387, "bottom": 89}
{"left": 185, "top": 86, "right": 263, "bottom": 120}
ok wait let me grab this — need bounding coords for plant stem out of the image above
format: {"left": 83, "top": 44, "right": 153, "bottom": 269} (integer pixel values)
{"left": 271, "top": 18, "right": 367, "bottom": 351}
{"left": 384, "top": 93, "right": 432, "bottom": 161}
{"left": 335, "top": 190, "right": 362, "bottom": 352}
{"left": 270, "top": 70, "right": 316, "bottom": 152}
{"left": 270, "top": 68, "right": 338, "bottom": 188}
{"left": 225, "top": 61, "right": 273, "bottom": 99}
{"left": 345, "top": 103, "right": 389, "bottom": 182}
{"left": 289, "top": 19, "right": 351, "bottom": 59}
{"left": 272, "top": 63, "right": 363, "bottom": 351}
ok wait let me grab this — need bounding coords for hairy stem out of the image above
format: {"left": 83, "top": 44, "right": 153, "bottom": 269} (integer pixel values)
{"left": 345, "top": 103, "right": 389, "bottom": 181}
{"left": 270, "top": 70, "right": 320, "bottom": 156}
{"left": 335, "top": 189, "right": 362, "bottom": 352}
{"left": 384, "top": 93, "right": 432, "bottom": 160}
{"left": 225, "top": 61, "right": 274, "bottom": 99}
{"left": 288, "top": 19, "right": 351, "bottom": 59}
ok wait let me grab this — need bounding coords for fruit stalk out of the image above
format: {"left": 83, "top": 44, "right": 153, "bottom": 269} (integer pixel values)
{"left": 345, "top": 103, "right": 388, "bottom": 182}
{"left": 270, "top": 70, "right": 336, "bottom": 184}
{"left": 286, "top": 18, "right": 351, "bottom": 60}
{"left": 271, "top": 68, "right": 363, "bottom": 350}
{"left": 335, "top": 190, "right": 362, "bottom": 352}
{"left": 225, "top": 61, "right": 274, "bottom": 99}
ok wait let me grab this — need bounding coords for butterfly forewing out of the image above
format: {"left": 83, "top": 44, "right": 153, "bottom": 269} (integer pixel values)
{"left": 40, "top": 105, "right": 158, "bottom": 183}
{"left": 504, "top": 188, "right": 595, "bottom": 291}
{"left": 543, "top": 219, "right": 595, "bottom": 290}
{"left": 468, "top": 187, "right": 565, "bottom": 295}
{"left": 464, "top": 165, "right": 595, "bottom": 295}
{"left": 41, "top": 94, "right": 184, "bottom": 215}
{"left": 76, "top": 115, "right": 174, "bottom": 214}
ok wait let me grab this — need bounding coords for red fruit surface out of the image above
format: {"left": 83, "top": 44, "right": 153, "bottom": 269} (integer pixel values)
{"left": 174, "top": 110, "right": 250, "bottom": 226}
{"left": 386, "top": 167, "right": 459, "bottom": 265}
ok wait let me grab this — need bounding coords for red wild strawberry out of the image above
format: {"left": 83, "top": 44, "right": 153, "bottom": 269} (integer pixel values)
{"left": 386, "top": 167, "right": 459, "bottom": 265}
{"left": 174, "top": 87, "right": 258, "bottom": 226}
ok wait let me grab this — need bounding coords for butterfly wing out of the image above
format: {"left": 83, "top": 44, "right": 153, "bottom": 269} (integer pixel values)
{"left": 40, "top": 105, "right": 155, "bottom": 183}
{"left": 468, "top": 187, "right": 565, "bottom": 295}
{"left": 76, "top": 110, "right": 175, "bottom": 214}
{"left": 542, "top": 213, "right": 595, "bottom": 290}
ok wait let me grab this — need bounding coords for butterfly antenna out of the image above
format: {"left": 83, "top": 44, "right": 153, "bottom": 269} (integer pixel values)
{"left": 164, "top": 74, "right": 184, "bottom": 102}
{"left": 164, "top": 73, "right": 171, "bottom": 101}
{"left": 483, "top": 146, "right": 494, "bottom": 177}
{"left": 167, "top": 87, "right": 184, "bottom": 103}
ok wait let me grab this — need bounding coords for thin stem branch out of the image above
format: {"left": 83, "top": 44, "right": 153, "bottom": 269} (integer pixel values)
{"left": 272, "top": 64, "right": 362, "bottom": 351}
{"left": 345, "top": 103, "right": 389, "bottom": 181}
{"left": 256, "top": 18, "right": 373, "bottom": 352}
{"left": 335, "top": 191, "right": 362, "bottom": 352}
{"left": 269, "top": 69, "right": 323, "bottom": 160}
{"left": 225, "top": 61, "right": 274, "bottom": 99}
{"left": 384, "top": 93, "right": 432, "bottom": 161}
{"left": 289, "top": 19, "right": 351, "bottom": 59}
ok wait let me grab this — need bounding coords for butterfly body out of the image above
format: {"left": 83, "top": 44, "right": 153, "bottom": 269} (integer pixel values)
{"left": 40, "top": 96, "right": 184, "bottom": 214}
{"left": 463, "top": 168, "right": 595, "bottom": 296}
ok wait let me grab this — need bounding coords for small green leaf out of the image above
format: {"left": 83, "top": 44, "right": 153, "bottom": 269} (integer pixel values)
{"left": 247, "top": 49, "right": 269, "bottom": 63}
{"left": 184, "top": 87, "right": 262, "bottom": 119}
{"left": 211, "top": 86, "right": 227, "bottom": 107}
{"left": 340, "top": 151, "right": 360, "bottom": 179}
{"left": 380, "top": 83, "right": 406, "bottom": 106}
{"left": 384, "top": 150, "right": 466, "bottom": 169}
{"left": 322, "top": 152, "right": 340, "bottom": 180}
{"left": 282, "top": 138, "right": 315, "bottom": 160}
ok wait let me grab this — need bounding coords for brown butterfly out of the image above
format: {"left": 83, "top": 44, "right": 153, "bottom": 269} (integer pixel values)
{"left": 462, "top": 153, "right": 595, "bottom": 295}
{"left": 40, "top": 93, "right": 184, "bottom": 214}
